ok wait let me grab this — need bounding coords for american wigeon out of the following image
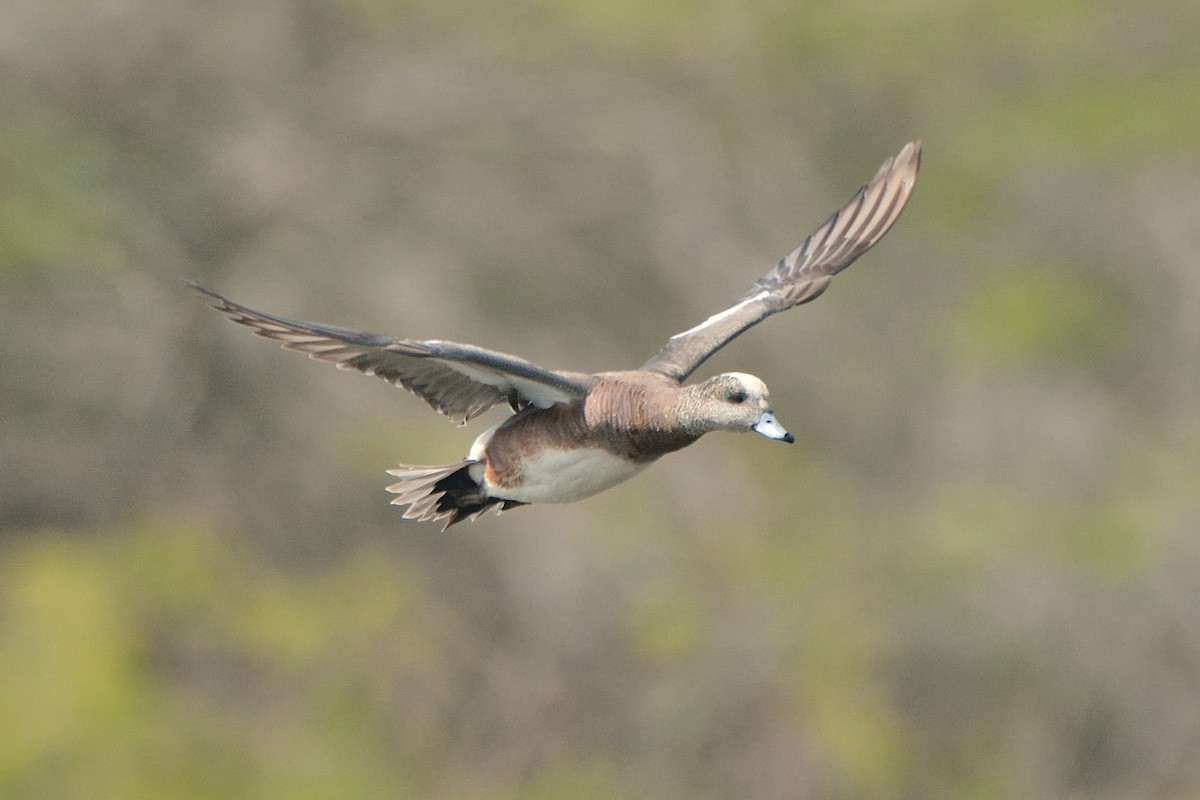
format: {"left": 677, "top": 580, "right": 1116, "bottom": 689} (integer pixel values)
{"left": 188, "top": 141, "right": 920, "bottom": 528}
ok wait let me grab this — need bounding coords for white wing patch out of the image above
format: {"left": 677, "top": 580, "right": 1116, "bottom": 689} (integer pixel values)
{"left": 442, "top": 362, "right": 575, "bottom": 408}
{"left": 509, "top": 379, "right": 577, "bottom": 408}
{"left": 668, "top": 291, "right": 769, "bottom": 341}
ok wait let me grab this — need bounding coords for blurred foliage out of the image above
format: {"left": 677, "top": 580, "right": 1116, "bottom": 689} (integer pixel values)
{"left": 0, "top": 519, "right": 428, "bottom": 799}
{"left": 955, "top": 263, "right": 1127, "bottom": 368}
{"left": 3, "top": 0, "right": 1200, "bottom": 798}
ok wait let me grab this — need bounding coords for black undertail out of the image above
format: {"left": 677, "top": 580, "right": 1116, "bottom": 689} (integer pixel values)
{"left": 385, "top": 460, "right": 526, "bottom": 530}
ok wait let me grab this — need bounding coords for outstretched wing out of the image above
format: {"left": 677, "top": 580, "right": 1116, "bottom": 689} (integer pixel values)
{"left": 640, "top": 141, "right": 921, "bottom": 381}
{"left": 186, "top": 282, "right": 593, "bottom": 425}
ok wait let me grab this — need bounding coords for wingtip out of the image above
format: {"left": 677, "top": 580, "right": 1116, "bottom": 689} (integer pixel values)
{"left": 897, "top": 140, "right": 922, "bottom": 177}
{"left": 181, "top": 278, "right": 223, "bottom": 305}
{"left": 871, "top": 141, "right": 921, "bottom": 187}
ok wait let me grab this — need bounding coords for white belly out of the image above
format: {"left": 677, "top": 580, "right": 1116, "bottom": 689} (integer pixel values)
{"left": 484, "top": 446, "right": 649, "bottom": 504}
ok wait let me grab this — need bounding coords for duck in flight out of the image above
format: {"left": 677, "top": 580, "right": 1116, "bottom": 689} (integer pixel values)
{"left": 188, "top": 141, "right": 920, "bottom": 528}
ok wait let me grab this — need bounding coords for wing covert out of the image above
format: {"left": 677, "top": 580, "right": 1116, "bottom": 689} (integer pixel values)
{"left": 640, "top": 141, "right": 920, "bottom": 381}
{"left": 186, "top": 281, "right": 592, "bottom": 424}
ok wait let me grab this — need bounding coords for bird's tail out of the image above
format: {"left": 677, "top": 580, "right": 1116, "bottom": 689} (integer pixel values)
{"left": 385, "top": 460, "right": 525, "bottom": 530}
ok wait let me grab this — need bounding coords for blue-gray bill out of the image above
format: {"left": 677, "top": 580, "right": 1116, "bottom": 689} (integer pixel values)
{"left": 754, "top": 412, "right": 795, "bottom": 444}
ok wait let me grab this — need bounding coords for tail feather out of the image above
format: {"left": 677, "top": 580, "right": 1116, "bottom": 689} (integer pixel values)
{"left": 385, "top": 460, "right": 525, "bottom": 530}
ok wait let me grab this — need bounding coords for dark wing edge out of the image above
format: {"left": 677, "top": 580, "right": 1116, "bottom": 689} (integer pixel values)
{"left": 639, "top": 140, "right": 921, "bottom": 381}
{"left": 183, "top": 280, "right": 592, "bottom": 424}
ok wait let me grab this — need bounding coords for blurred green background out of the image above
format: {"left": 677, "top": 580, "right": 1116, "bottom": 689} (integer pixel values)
{"left": 3, "top": 0, "right": 1199, "bottom": 797}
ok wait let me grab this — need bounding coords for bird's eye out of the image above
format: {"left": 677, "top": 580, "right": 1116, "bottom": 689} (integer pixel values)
{"left": 728, "top": 390, "right": 747, "bottom": 404}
